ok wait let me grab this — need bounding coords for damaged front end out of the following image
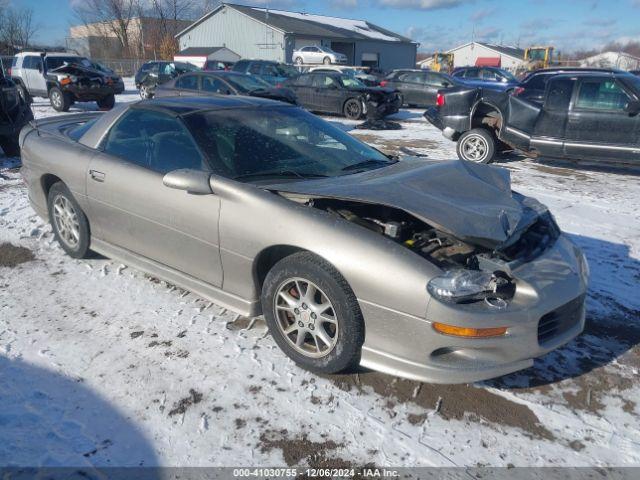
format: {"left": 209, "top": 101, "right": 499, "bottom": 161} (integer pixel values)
{"left": 47, "top": 64, "right": 119, "bottom": 101}
{"left": 361, "top": 89, "right": 402, "bottom": 120}
{"left": 285, "top": 194, "right": 560, "bottom": 308}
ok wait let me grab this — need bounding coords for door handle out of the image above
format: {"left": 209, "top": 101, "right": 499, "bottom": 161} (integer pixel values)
{"left": 89, "top": 170, "right": 105, "bottom": 182}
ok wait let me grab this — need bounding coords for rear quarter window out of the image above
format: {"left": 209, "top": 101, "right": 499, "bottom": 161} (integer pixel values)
{"left": 67, "top": 118, "right": 98, "bottom": 141}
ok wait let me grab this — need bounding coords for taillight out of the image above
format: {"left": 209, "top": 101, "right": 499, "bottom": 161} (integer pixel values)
{"left": 436, "top": 92, "right": 445, "bottom": 107}
{"left": 7, "top": 67, "right": 11, "bottom": 76}
{"left": 512, "top": 86, "right": 525, "bottom": 96}
{"left": 379, "top": 80, "right": 388, "bottom": 87}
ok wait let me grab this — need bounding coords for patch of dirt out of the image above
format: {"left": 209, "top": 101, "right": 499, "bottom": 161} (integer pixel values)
{"left": 325, "top": 372, "right": 555, "bottom": 440}
{"left": 148, "top": 340, "right": 172, "bottom": 348}
{"left": 168, "top": 389, "right": 203, "bottom": 416}
{"left": 130, "top": 331, "right": 144, "bottom": 339}
{"left": 226, "top": 316, "right": 252, "bottom": 330}
{"left": 0, "top": 243, "right": 35, "bottom": 267}
{"left": 407, "top": 413, "right": 427, "bottom": 425}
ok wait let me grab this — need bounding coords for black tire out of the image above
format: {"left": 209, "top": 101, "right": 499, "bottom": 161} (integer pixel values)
{"left": 295, "top": 56, "right": 304, "bottom": 65}
{"left": 139, "top": 84, "right": 153, "bottom": 99}
{"left": 47, "top": 182, "right": 91, "bottom": 259}
{"left": 16, "top": 83, "right": 32, "bottom": 104}
{"left": 323, "top": 56, "right": 331, "bottom": 65}
{"left": 0, "top": 136, "right": 20, "bottom": 157}
{"left": 456, "top": 128, "right": 496, "bottom": 163}
{"left": 343, "top": 98, "right": 363, "bottom": 120}
{"left": 397, "top": 93, "right": 404, "bottom": 107}
{"left": 262, "top": 251, "right": 364, "bottom": 374}
{"left": 97, "top": 93, "right": 115, "bottom": 110}
{"left": 49, "top": 87, "right": 71, "bottom": 112}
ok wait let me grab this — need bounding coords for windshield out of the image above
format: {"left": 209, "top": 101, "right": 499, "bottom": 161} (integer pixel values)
{"left": 498, "top": 69, "right": 518, "bottom": 82}
{"left": 528, "top": 49, "right": 547, "bottom": 61}
{"left": 224, "top": 74, "right": 271, "bottom": 92}
{"left": 341, "top": 76, "right": 366, "bottom": 88}
{"left": 173, "top": 62, "right": 199, "bottom": 73}
{"left": 46, "top": 56, "right": 91, "bottom": 70}
{"left": 183, "top": 106, "right": 393, "bottom": 181}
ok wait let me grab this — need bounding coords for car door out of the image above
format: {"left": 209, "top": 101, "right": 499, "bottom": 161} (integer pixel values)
{"left": 86, "top": 107, "right": 223, "bottom": 286}
{"left": 24, "top": 55, "right": 47, "bottom": 95}
{"left": 397, "top": 72, "right": 422, "bottom": 105}
{"left": 289, "top": 74, "right": 314, "bottom": 108}
{"left": 311, "top": 74, "right": 343, "bottom": 113}
{"left": 564, "top": 77, "right": 640, "bottom": 161}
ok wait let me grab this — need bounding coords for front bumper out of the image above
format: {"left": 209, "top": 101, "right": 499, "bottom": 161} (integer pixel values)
{"left": 365, "top": 94, "right": 402, "bottom": 119}
{"left": 359, "top": 234, "right": 588, "bottom": 384}
{"left": 64, "top": 84, "right": 116, "bottom": 101}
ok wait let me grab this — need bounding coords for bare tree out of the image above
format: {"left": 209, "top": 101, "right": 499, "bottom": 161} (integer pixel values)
{"left": 72, "top": 0, "right": 139, "bottom": 57}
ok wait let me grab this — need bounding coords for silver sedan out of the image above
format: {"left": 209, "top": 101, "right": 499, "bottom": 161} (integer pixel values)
{"left": 19, "top": 96, "right": 589, "bottom": 383}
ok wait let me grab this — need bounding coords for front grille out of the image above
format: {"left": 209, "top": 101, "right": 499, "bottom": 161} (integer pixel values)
{"left": 537, "top": 294, "right": 585, "bottom": 344}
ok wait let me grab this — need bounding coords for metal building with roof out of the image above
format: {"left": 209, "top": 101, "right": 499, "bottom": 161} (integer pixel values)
{"left": 176, "top": 2, "right": 418, "bottom": 69}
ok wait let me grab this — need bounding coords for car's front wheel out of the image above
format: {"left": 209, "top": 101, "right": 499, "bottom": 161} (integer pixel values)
{"left": 262, "top": 252, "right": 364, "bottom": 374}
{"left": 47, "top": 182, "right": 91, "bottom": 258}
{"left": 343, "top": 98, "right": 363, "bottom": 120}
{"left": 49, "top": 87, "right": 71, "bottom": 112}
{"left": 97, "top": 93, "right": 115, "bottom": 110}
{"left": 295, "top": 56, "right": 304, "bottom": 65}
{"left": 139, "top": 85, "right": 153, "bottom": 99}
{"left": 456, "top": 128, "right": 496, "bottom": 163}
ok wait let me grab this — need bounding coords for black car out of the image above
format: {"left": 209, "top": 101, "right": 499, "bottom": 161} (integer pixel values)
{"left": 514, "top": 67, "right": 622, "bottom": 104}
{"left": 135, "top": 61, "right": 200, "bottom": 99}
{"left": 0, "top": 72, "right": 33, "bottom": 156}
{"left": 424, "top": 71, "right": 640, "bottom": 166}
{"left": 379, "top": 69, "right": 456, "bottom": 107}
{"left": 284, "top": 71, "right": 401, "bottom": 120}
{"left": 232, "top": 60, "right": 299, "bottom": 86}
{"left": 155, "top": 71, "right": 297, "bottom": 104}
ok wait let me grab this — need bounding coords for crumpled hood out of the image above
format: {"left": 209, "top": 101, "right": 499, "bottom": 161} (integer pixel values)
{"left": 269, "top": 158, "right": 549, "bottom": 249}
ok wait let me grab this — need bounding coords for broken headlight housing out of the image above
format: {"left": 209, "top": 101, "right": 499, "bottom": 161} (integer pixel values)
{"left": 427, "top": 269, "right": 515, "bottom": 304}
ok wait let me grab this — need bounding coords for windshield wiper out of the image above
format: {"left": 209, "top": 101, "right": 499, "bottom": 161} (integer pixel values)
{"left": 341, "top": 158, "right": 396, "bottom": 172}
{"left": 234, "top": 170, "right": 328, "bottom": 181}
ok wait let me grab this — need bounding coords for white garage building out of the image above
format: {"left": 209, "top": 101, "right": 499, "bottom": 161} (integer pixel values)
{"left": 420, "top": 42, "right": 525, "bottom": 72}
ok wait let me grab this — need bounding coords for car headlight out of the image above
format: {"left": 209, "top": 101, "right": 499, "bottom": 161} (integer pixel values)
{"left": 427, "top": 269, "right": 515, "bottom": 304}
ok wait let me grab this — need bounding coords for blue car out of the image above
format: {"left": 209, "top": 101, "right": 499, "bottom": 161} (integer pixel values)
{"left": 232, "top": 59, "right": 299, "bottom": 86}
{"left": 451, "top": 66, "right": 520, "bottom": 92}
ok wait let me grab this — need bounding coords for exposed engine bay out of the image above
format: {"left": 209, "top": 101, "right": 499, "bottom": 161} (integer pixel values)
{"left": 302, "top": 198, "right": 560, "bottom": 303}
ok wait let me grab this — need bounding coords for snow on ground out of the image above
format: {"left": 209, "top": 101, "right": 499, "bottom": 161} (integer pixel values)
{"left": 1, "top": 79, "right": 639, "bottom": 468}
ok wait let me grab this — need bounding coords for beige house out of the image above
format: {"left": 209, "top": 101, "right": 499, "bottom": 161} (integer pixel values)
{"left": 68, "top": 17, "right": 192, "bottom": 59}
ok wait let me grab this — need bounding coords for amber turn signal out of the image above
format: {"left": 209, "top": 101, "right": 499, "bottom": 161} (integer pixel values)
{"left": 60, "top": 77, "right": 72, "bottom": 85}
{"left": 432, "top": 322, "right": 507, "bottom": 338}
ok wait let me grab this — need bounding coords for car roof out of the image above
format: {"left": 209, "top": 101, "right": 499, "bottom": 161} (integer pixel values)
{"left": 136, "top": 95, "right": 288, "bottom": 115}
{"left": 549, "top": 71, "right": 635, "bottom": 80}
{"left": 527, "top": 67, "right": 624, "bottom": 75}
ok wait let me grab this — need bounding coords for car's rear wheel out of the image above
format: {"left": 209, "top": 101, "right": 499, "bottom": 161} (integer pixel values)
{"left": 343, "top": 98, "right": 363, "bottom": 120}
{"left": 323, "top": 56, "right": 332, "bottom": 65}
{"left": 47, "top": 182, "right": 91, "bottom": 259}
{"left": 262, "top": 252, "right": 364, "bottom": 374}
{"left": 0, "top": 136, "right": 20, "bottom": 157}
{"left": 456, "top": 128, "right": 496, "bottom": 163}
{"left": 49, "top": 87, "right": 71, "bottom": 112}
{"left": 16, "top": 84, "right": 31, "bottom": 104}
{"left": 97, "top": 93, "right": 115, "bottom": 110}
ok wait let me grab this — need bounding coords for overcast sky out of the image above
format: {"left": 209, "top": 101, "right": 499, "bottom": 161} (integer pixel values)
{"left": 12, "top": 0, "right": 640, "bottom": 53}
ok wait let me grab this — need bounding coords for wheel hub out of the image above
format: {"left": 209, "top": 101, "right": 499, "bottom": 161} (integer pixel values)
{"left": 274, "top": 278, "right": 338, "bottom": 358}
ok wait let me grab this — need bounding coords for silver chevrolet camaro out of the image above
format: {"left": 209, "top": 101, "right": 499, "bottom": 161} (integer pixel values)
{"left": 19, "top": 96, "right": 589, "bottom": 383}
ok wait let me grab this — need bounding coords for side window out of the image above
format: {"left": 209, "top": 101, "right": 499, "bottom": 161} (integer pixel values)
{"left": 263, "top": 64, "right": 279, "bottom": 76}
{"left": 24, "top": 56, "right": 40, "bottom": 69}
{"left": 202, "top": 76, "right": 228, "bottom": 93}
{"left": 103, "top": 109, "right": 206, "bottom": 174}
{"left": 399, "top": 72, "right": 421, "bottom": 83}
{"left": 525, "top": 74, "right": 548, "bottom": 90}
{"left": 294, "top": 75, "right": 313, "bottom": 86}
{"left": 425, "top": 73, "right": 448, "bottom": 86}
{"left": 11, "top": 56, "right": 18, "bottom": 67}
{"left": 575, "top": 80, "right": 630, "bottom": 111}
{"left": 463, "top": 68, "right": 479, "bottom": 78}
{"left": 249, "top": 63, "right": 262, "bottom": 74}
{"left": 140, "top": 63, "right": 152, "bottom": 72}
{"left": 481, "top": 69, "right": 500, "bottom": 81}
{"left": 545, "top": 78, "right": 575, "bottom": 111}
{"left": 576, "top": 80, "right": 629, "bottom": 111}
{"left": 175, "top": 74, "right": 198, "bottom": 90}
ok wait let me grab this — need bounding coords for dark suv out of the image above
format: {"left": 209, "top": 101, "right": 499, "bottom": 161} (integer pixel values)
{"left": 0, "top": 70, "right": 33, "bottom": 156}
{"left": 135, "top": 61, "right": 200, "bottom": 99}
{"left": 232, "top": 60, "right": 299, "bottom": 86}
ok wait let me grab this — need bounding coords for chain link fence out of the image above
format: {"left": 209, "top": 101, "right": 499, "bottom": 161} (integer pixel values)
{"left": 94, "top": 58, "right": 152, "bottom": 77}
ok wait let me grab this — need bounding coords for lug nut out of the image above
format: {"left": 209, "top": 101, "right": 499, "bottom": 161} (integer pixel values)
{"left": 310, "top": 313, "right": 317, "bottom": 320}
{"left": 302, "top": 303, "right": 307, "bottom": 310}
{"left": 294, "top": 308, "right": 300, "bottom": 315}
{"left": 298, "top": 321, "right": 304, "bottom": 327}
{"left": 308, "top": 324, "right": 315, "bottom": 330}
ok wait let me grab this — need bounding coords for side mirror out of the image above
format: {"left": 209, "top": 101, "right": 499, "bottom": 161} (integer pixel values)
{"left": 625, "top": 100, "right": 640, "bottom": 115}
{"left": 163, "top": 169, "right": 213, "bottom": 195}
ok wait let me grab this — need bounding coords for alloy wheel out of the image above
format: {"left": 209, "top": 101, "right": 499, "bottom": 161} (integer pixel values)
{"left": 51, "top": 91, "right": 62, "bottom": 109}
{"left": 273, "top": 277, "right": 338, "bottom": 358}
{"left": 461, "top": 134, "right": 489, "bottom": 162}
{"left": 52, "top": 194, "right": 80, "bottom": 248}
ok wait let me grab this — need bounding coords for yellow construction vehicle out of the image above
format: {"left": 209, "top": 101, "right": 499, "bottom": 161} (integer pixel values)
{"left": 432, "top": 52, "right": 454, "bottom": 73}
{"left": 524, "top": 46, "right": 554, "bottom": 70}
